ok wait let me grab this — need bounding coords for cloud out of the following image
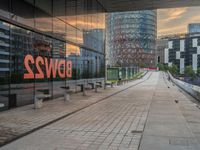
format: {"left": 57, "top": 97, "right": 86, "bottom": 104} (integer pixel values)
{"left": 187, "top": 15, "right": 200, "bottom": 23}
{"left": 158, "top": 25, "right": 186, "bottom": 35}
{"left": 158, "top": 7, "right": 188, "bottom": 23}
{"left": 157, "top": 6, "right": 200, "bottom": 36}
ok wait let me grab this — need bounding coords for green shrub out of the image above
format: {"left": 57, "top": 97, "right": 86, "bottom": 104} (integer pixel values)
{"left": 197, "top": 67, "right": 200, "bottom": 76}
{"left": 169, "top": 64, "right": 178, "bottom": 76}
{"left": 185, "top": 66, "right": 196, "bottom": 80}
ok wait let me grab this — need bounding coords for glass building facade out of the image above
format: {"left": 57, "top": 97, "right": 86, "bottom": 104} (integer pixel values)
{"left": 0, "top": 0, "right": 105, "bottom": 111}
{"left": 106, "top": 10, "right": 157, "bottom": 67}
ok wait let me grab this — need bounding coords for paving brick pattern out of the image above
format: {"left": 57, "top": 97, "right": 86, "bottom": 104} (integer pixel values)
{"left": 0, "top": 73, "right": 150, "bottom": 148}
{"left": 0, "top": 73, "right": 155, "bottom": 150}
{"left": 3, "top": 72, "right": 200, "bottom": 150}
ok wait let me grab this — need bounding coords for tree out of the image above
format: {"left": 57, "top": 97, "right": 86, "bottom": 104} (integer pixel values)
{"left": 157, "top": 63, "right": 164, "bottom": 71}
{"left": 164, "top": 64, "right": 169, "bottom": 71}
{"left": 197, "top": 67, "right": 200, "bottom": 77}
{"left": 139, "top": 63, "right": 146, "bottom": 68}
{"left": 169, "top": 64, "right": 178, "bottom": 76}
{"left": 185, "top": 66, "right": 196, "bottom": 80}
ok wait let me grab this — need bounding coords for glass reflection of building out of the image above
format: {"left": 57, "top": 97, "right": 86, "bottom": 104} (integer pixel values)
{"left": 106, "top": 10, "right": 157, "bottom": 67}
{"left": 0, "top": 0, "right": 105, "bottom": 111}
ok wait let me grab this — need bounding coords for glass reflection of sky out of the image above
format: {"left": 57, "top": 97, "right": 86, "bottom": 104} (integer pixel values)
{"left": 66, "top": 44, "right": 80, "bottom": 57}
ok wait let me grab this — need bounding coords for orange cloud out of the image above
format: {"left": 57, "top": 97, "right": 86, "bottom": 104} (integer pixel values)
{"left": 158, "top": 25, "right": 186, "bottom": 35}
{"left": 66, "top": 44, "right": 80, "bottom": 56}
{"left": 159, "top": 7, "right": 188, "bottom": 22}
{"left": 66, "top": 14, "right": 105, "bottom": 30}
{"left": 188, "top": 15, "right": 200, "bottom": 23}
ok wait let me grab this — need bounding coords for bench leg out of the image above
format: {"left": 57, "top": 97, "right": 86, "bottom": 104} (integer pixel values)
{"left": 64, "top": 93, "right": 70, "bottom": 102}
{"left": 104, "top": 84, "right": 106, "bottom": 89}
{"left": 34, "top": 96, "right": 43, "bottom": 109}
{"left": 81, "top": 86, "right": 83, "bottom": 92}
{"left": 82, "top": 85, "right": 86, "bottom": 96}
{"left": 83, "top": 88, "right": 86, "bottom": 96}
{"left": 100, "top": 83, "right": 102, "bottom": 88}
{"left": 95, "top": 85, "right": 98, "bottom": 92}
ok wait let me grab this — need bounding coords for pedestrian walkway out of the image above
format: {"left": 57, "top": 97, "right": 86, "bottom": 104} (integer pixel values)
{"left": 1, "top": 72, "right": 200, "bottom": 150}
{"left": 140, "top": 72, "right": 200, "bottom": 150}
{"left": 0, "top": 72, "right": 149, "bottom": 147}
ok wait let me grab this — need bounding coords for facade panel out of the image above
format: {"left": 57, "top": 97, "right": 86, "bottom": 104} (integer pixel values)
{"left": 164, "top": 48, "right": 169, "bottom": 64}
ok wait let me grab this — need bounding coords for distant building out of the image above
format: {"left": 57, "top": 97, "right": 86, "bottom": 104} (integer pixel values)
{"left": 164, "top": 33, "right": 200, "bottom": 74}
{"left": 0, "top": 22, "right": 10, "bottom": 75}
{"left": 188, "top": 23, "right": 200, "bottom": 33}
{"left": 156, "top": 38, "right": 168, "bottom": 64}
{"left": 106, "top": 10, "right": 157, "bottom": 67}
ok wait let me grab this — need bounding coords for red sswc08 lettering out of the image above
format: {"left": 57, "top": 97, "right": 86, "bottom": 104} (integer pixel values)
{"left": 24, "top": 54, "right": 72, "bottom": 79}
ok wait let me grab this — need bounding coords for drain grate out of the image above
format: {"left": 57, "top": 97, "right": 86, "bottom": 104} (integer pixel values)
{"left": 131, "top": 130, "right": 143, "bottom": 134}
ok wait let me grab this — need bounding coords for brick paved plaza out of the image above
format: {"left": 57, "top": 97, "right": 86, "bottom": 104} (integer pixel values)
{"left": 1, "top": 72, "right": 200, "bottom": 150}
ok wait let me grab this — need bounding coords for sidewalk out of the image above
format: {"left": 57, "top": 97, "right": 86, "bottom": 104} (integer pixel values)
{"left": 0, "top": 74, "right": 149, "bottom": 147}
{"left": 139, "top": 72, "right": 200, "bottom": 150}
{"left": 1, "top": 72, "right": 200, "bottom": 150}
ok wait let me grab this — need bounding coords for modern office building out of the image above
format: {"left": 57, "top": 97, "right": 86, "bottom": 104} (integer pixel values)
{"left": 165, "top": 33, "right": 200, "bottom": 74}
{"left": 0, "top": 0, "right": 105, "bottom": 111}
{"left": 106, "top": 10, "right": 157, "bottom": 67}
{"left": 156, "top": 38, "right": 168, "bottom": 65}
{"left": 188, "top": 23, "right": 200, "bottom": 33}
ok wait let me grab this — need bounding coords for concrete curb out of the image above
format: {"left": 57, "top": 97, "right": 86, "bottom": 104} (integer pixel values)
{"left": 168, "top": 72, "right": 200, "bottom": 101}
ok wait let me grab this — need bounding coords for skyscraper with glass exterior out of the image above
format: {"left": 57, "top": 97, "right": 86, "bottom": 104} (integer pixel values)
{"left": 106, "top": 10, "right": 157, "bottom": 67}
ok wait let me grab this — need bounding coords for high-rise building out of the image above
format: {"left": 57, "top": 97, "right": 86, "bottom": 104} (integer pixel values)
{"left": 156, "top": 38, "right": 168, "bottom": 65}
{"left": 106, "top": 10, "right": 157, "bottom": 67}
